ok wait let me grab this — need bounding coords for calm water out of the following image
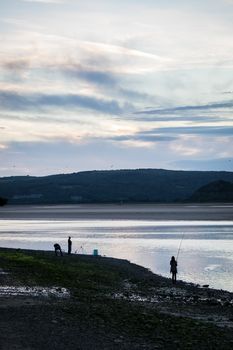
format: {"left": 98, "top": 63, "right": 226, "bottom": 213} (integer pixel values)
{"left": 0, "top": 205, "right": 233, "bottom": 292}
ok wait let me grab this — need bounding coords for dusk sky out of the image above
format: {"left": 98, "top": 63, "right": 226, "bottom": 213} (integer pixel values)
{"left": 1, "top": 0, "right": 233, "bottom": 176}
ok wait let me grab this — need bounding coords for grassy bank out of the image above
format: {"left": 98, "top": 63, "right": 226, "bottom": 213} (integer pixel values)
{"left": 0, "top": 248, "right": 233, "bottom": 349}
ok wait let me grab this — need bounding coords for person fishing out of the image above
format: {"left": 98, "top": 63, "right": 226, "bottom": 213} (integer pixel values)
{"left": 170, "top": 232, "right": 184, "bottom": 284}
{"left": 170, "top": 256, "right": 177, "bottom": 284}
{"left": 68, "top": 236, "right": 72, "bottom": 255}
{"left": 54, "top": 243, "right": 63, "bottom": 256}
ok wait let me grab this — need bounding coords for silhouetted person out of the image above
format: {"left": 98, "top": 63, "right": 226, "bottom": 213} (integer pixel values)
{"left": 68, "top": 236, "right": 72, "bottom": 255}
{"left": 170, "top": 256, "right": 177, "bottom": 284}
{"left": 54, "top": 243, "right": 63, "bottom": 256}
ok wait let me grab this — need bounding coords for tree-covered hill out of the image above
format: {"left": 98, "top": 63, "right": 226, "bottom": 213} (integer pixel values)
{"left": 0, "top": 196, "right": 7, "bottom": 206}
{"left": 1, "top": 169, "right": 233, "bottom": 204}
{"left": 189, "top": 180, "right": 233, "bottom": 202}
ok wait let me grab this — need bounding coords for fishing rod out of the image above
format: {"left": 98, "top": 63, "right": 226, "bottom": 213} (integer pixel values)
{"left": 176, "top": 232, "right": 185, "bottom": 262}
{"left": 74, "top": 243, "right": 86, "bottom": 254}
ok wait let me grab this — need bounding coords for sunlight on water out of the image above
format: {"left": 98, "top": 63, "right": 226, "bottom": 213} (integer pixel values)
{"left": 0, "top": 218, "right": 233, "bottom": 292}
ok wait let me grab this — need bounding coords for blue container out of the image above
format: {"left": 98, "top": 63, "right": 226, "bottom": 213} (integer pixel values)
{"left": 93, "top": 249, "right": 98, "bottom": 256}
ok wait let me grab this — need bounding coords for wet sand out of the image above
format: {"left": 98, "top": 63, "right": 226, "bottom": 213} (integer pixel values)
{"left": 0, "top": 203, "right": 233, "bottom": 220}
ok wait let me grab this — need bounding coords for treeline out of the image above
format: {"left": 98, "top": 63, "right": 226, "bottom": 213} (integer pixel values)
{"left": 0, "top": 169, "right": 233, "bottom": 205}
{"left": 189, "top": 180, "right": 233, "bottom": 202}
{"left": 0, "top": 197, "right": 8, "bottom": 206}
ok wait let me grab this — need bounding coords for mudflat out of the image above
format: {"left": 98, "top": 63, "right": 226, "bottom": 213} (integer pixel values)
{"left": 0, "top": 248, "right": 233, "bottom": 349}
{"left": 0, "top": 203, "right": 233, "bottom": 220}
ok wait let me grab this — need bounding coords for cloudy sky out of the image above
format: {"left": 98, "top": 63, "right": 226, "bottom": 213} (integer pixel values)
{"left": 0, "top": 0, "right": 233, "bottom": 176}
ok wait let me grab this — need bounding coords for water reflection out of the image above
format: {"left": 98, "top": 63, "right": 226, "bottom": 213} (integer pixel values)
{"left": 0, "top": 219, "right": 233, "bottom": 292}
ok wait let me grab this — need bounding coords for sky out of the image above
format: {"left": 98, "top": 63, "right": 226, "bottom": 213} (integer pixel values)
{"left": 0, "top": 0, "right": 233, "bottom": 176}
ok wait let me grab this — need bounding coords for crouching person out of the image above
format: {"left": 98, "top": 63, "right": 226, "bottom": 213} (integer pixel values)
{"left": 54, "top": 243, "right": 63, "bottom": 256}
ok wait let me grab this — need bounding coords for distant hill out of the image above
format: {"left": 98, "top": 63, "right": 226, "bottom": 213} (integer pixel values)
{"left": 1, "top": 169, "right": 233, "bottom": 205}
{"left": 189, "top": 180, "right": 233, "bottom": 202}
{"left": 0, "top": 197, "right": 7, "bottom": 206}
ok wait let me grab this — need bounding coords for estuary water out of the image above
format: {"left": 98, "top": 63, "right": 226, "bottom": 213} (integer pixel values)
{"left": 0, "top": 204, "right": 233, "bottom": 292}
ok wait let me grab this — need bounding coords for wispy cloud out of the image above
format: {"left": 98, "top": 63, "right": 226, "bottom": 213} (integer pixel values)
{"left": 1, "top": 0, "right": 233, "bottom": 175}
{"left": 110, "top": 134, "right": 177, "bottom": 143}
{"left": 61, "top": 64, "right": 118, "bottom": 87}
{"left": 1, "top": 58, "right": 31, "bottom": 73}
{"left": 105, "top": 126, "right": 233, "bottom": 148}
{"left": 143, "top": 126, "right": 233, "bottom": 136}
{"left": 2, "top": 18, "right": 45, "bottom": 30}
{"left": 136, "top": 101, "right": 233, "bottom": 115}
{"left": 129, "top": 114, "right": 230, "bottom": 123}
{"left": 0, "top": 36, "right": 173, "bottom": 76}
{"left": 0, "top": 55, "right": 157, "bottom": 107}
{"left": 171, "top": 157, "right": 233, "bottom": 171}
{"left": 0, "top": 90, "right": 133, "bottom": 115}
{"left": 20, "top": 0, "right": 66, "bottom": 4}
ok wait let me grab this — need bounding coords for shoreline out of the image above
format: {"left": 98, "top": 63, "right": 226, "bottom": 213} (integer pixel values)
{"left": 1, "top": 204, "right": 233, "bottom": 294}
{"left": 1, "top": 203, "right": 233, "bottom": 221}
{"left": 1, "top": 245, "right": 232, "bottom": 294}
{"left": 1, "top": 246, "right": 232, "bottom": 293}
{"left": 0, "top": 247, "right": 233, "bottom": 349}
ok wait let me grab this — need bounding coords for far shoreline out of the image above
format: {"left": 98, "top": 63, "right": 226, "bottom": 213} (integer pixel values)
{"left": 1, "top": 202, "right": 233, "bottom": 221}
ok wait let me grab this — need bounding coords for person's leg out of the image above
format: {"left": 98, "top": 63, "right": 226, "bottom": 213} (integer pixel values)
{"left": 172, "top": 272, "right": 176, "bottom": 284}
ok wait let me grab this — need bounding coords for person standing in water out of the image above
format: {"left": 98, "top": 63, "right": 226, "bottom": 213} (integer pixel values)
{"left": 68, "top": 236, "right": 72, "bottom": 255}
{"left": 170, "top": 256, "right": 177, "bottom": 284}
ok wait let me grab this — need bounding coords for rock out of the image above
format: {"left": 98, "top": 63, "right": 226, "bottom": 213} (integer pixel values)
{"left": 207, "top": 298, "right": 220, "bottom": 306}
{"left": 193, "top": 295, "right": 199, "bottom": 302}
{"left": 114, "top": 339, "right": 123, "bottom": 343}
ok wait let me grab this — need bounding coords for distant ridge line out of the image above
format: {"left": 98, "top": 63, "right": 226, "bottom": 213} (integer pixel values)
{"left": 0, "top": 168, "right": 233, "bottom": 205}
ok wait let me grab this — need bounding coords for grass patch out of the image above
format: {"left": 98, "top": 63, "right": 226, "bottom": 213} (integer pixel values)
{"left": 0, "top": 249, "right": 124, "bottom": 297}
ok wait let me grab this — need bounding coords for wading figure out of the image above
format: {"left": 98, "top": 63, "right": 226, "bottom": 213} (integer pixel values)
{"left": 170, "top": 256, "right": 177, "bottom": 284}
{"left": 68, "top": 236, "right": 72, "bottom": 255}
{"left": 54, "top": 243, "right": 63, "bottom": 256}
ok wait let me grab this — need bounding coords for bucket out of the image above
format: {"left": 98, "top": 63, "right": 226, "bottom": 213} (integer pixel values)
{"left": 93, "top": 249, "right": 98, "bottom": 256}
